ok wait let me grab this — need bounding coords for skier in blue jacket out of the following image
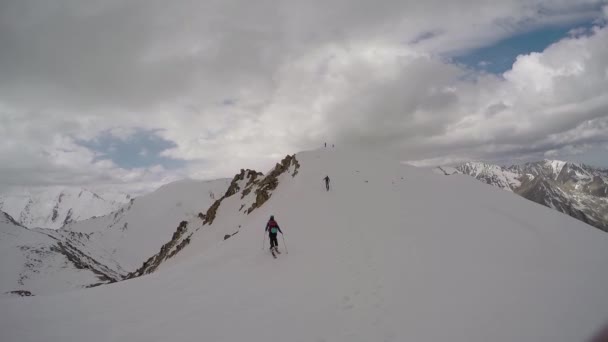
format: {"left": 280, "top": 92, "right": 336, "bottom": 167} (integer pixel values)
{"left": 265, "top": 215, "right": 283, "bottom": 252}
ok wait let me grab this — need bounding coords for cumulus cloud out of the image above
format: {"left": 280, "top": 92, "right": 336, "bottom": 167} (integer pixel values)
{"left": 0, "top": 0, "right": 607, "bottom": 193}
{"left": 432, "top": 24, "right": 608, "bottom": 160}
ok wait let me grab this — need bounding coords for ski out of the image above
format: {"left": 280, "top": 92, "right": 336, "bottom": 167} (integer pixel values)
{"left": 271, "top": 249, "right": 277, "bottom": 258}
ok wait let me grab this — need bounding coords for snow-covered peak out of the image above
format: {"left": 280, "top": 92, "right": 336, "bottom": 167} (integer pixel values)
{"left": 0, "top": 177, "right": 232, "bottom": 297}
{"left": 60, "top": 178, "right": 231, "bottom": 272}
{"left": 458, "top": 161, "right": 504, "bottom": 177}
{"left": 444, "top": 159, "right": 608, "bottom": 232}
{"left": 453, "top": 162, "right": 521, "bottom": 191}
{"left": 0, "top": 210, "right": 109, "bottom": 297}
{"left": 0, "top": 187, "right": 131, "bottom": 229}
{"left": 542, "top": 159, "right": 567, "bottom": 179}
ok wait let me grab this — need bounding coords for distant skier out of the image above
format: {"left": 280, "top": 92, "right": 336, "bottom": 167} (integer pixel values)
{"left": 324, "top": 142, "right": 327, "bottom": 148}
{"left": 323, "top": 175, "right": 330, "bottom": 191}
{"left": 265, "top": 215, "right": 283, "bottom": 253}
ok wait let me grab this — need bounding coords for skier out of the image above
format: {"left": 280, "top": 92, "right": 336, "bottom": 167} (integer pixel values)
{"left": 265, "top": 215, "right": 283, "bottom": 254}
{"left": 323, "top": 175, "right": 330, "bottom": 191}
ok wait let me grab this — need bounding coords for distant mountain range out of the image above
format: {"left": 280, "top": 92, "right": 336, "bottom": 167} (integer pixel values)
{"left": 0, "top": 187, "right": 131, "bottom": 229}
{"left": 0, "top": 179, "right": 230, "bottom": 296}
{"left": 437, "top": 160, "right": 608, "bottom": 232}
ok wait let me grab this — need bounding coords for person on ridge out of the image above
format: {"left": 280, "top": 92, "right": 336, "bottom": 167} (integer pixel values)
{"left": 323, "top": 175, "right": 330, "bottom": 191}
{"left": 265, "top": 215, "right": 283, "bottom": 252}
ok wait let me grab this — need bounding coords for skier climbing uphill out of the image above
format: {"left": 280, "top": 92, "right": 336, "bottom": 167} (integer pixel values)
{"left": 265, "top": 215, "right": 283, "bottom": 255}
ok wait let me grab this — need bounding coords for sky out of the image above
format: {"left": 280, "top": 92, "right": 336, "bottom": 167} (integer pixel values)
{"left": 1, "top": 0, "right": 607, "bottom": 195}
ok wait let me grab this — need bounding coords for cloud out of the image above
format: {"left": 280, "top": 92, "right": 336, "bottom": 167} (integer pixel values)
{"left": 0, "top": 0, "right": 607, "bottom": 193}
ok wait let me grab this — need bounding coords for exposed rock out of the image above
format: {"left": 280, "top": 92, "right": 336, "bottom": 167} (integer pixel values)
{"left": 167, "top": 235, "right": 191, "bottom": 259}
{"left": 127, "top": 221, "right": 191, "bottom": 278}
{"left": 62, "top": 208, "right": 73, "bottom": 226}
{"left": 247, "top": 155, "right": 300, "bottom": 214}
{"left": 203, "top": 169, "right": 262, "bottom": 225}
{"left": 224, "top": 231, "right": 239, "bottom": 240}
{"left": 583, "top": 176, "right": 608, "bottom": 197}
{"left": 6, "top": 290, "right": 33, "bottom": 297}
{"left": 51, "top": 208, "right": 59, "bottom": 222}
{"left": 48, "top": 240, "right": 120, "bottom": 283}
{"left": 128, "top": 155, "right": 298, "bottom": 278}
{"left": 291, "top": 157, "right": 301, "bottom": 177}
{"left": 446, "top": 160, "right": 608, "bottom": 232}
{"left": 202, "top": 200, "right": 222, "bottom": 226}
{"left": 3, "top": 212, "right": 24, "bottom": 227}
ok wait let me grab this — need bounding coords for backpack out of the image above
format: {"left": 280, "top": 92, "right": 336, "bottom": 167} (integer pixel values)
{"left": 268, "top": 220, "right": 278, "bottom": 234}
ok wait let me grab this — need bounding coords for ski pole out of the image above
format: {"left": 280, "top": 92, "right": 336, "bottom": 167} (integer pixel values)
{"left": 262, "top": 234, "right": 266, "bottom": 250}
{"left": 281, "top": 234, "right": 288, "bottom": 254}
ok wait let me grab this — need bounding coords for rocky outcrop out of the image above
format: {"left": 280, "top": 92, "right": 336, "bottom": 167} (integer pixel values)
{"left": 224, "top": 231, "right": 238, "bottom": 240}
{"left": 3, "top": 212, "right": 23, "bottom": 227}
{"left": 47, "top": 239, "right": 122, "bottom": 283}
{"left": 62, "top": 208, "right": 73, "bottom": 226}
{"left": 247, "top": 155, "right": 300, "bottom": 214}
{"left": 126, "top": 168, "right": 258, "bottom": 279}
{"left": 446, "top": 160, "right": 608, "bottom": 232}
{"left": 126, "top": 155, "right": 300, "bottom": 279}
{"left": 203, "top": 200, "right": 222, "bottom": 226}
{"left": 516, "top": 177, "right": 593, "bottom": 226}
{"left": 6, "top": 290, "right": 33, "bottom": 297}
{"left": 203, "top": 169, "right": 262, "bottom": 225}
{"left": 127, "top": 221, "right": 191, "bottom": 278}
{"left": 583, "top": 176, "right": 608, "bottom": 197}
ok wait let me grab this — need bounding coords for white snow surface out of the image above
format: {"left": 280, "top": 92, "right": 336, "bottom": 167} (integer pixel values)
{"left": 432, "top": 166, "right": 459, "bottom": 175}
{"left": 0, "top": 179, "right": 230, "bottom": 297}
{"left": 0, "top": 213, "right": 101, "bottom": 296}
{"left": 60, "top": 178, "right": 231, "bottom": 272}
{"left": 1, "top": 149, "right": 608, "bottom": 342}
{"left": 544, "top": 159, "right": 567, "bottom": 179}
{"left": 0, "top": 187, "right": 131, "bottom": 229}
{"left": 450, "top": 162, "right": 521, "bottom": 190}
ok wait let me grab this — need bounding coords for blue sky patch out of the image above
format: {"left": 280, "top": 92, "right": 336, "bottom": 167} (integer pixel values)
{"left": 78, "top": 129, "right": 185, "bottom": 169}
{"left": 452, "top": 21, "right": 596, "bottom": 74}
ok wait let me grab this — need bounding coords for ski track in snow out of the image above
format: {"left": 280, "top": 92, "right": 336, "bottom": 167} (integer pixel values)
{"left": 1, "top": 149, "right": 608, "bottom": 342}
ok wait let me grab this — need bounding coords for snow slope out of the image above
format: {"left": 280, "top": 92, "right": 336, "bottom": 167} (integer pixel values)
{"left": 0, "top": 179, "right": 230, "bottom": 297}
{"left": 455, "top": 162, "right": 521, "bottom": 190}
{"left": 60, "top": 178, "right": 230, "bottom": 271}
{"left": 0, "top": 212, "right": 103, "bottom": 297}
{"left": 1, "top": 149, "right": 608, "bottom": 342}
{"left": 444, "top": 160, "right": 608, "bottom": 232}
{"left": 0, "top": 187, "right": 131, "bottom": 229}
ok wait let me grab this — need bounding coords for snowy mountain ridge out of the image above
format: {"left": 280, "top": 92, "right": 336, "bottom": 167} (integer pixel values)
{"left": 0, "top": 211, "right": 117, "bottom": 297}
{"left": 0, "top": 179, "right": 230, "bottom": 297}
{"left": 2, "top": 149, "right": 607, "bottom": 342}
{"left": 0, "top": 187, "right": 132, "bottom": 229}
{"left": 438, "top": 160, "right": 608, "bottom": 232}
